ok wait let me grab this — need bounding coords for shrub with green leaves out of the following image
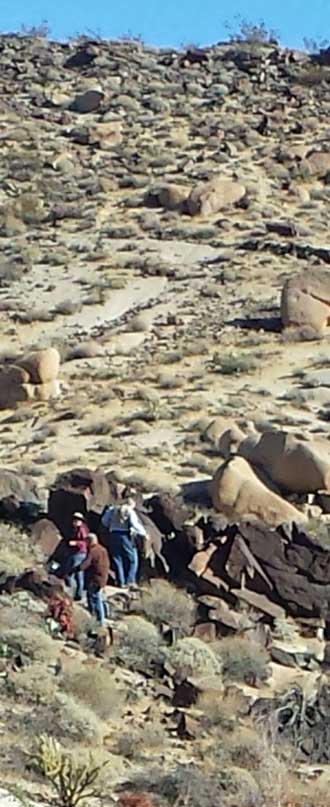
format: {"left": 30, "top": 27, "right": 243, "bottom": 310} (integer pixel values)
{"left": 32, "top": 734, "right": 107, "bottom": 807}
{"left": 215, "top": 637, "right": 270, "bottom": 683}
{"left": 61, "top": 664, "right": 126, "bottom": 719}
{"left": 141, "top": 580, "right": 196, "bottom": 637}
{"left": 113, "top": 616, "right": 164, "bottom": 673}
{"left": 167, "top": 637, "right": 222, "bottom": 678}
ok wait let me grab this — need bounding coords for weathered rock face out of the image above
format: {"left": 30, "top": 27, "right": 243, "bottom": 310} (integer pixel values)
{"left": 281, "top": 269, "right": 330, "bottom": 335}
{"left": 189, "top": 520, "right": 330, "bottom": 618}
{"left": 48, "top": 467, "right": 112, "bottom": 537}
{"left": 211, "top": 456, "right": 306, "bottom": 526}
{"left": 238, "top": 430, "right": 330, "bottom": 493}
{"left": 187, "top": 177, "right": 246, "bottom": 216}
{"left": 0, "top": 469, "right": 38, "bottom": 503}
{"left": 147, "top": 494, "right": 191, "bottom": 534}
{"left": 19, "top": 347, "right": 60, "bottom": 384}
{"left": 0, "top": 348, "right": 61, "bottom": 409}
{"left": 31, "top": 518, "right": 62, "bottom": 557}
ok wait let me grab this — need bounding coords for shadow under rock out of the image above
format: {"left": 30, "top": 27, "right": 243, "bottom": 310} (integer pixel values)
{"left": 181, "top": 478, "right": 212, "bottom": 506}
{"left": 229, "top": 315, "right": 282, "bottom": 333}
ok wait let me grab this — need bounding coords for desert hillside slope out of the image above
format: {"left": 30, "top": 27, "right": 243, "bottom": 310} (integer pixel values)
{"left": 2, "top": 32, "right": 330, "bottom": 807}
{"left": 1, "top": 34, "right": 330, "bottom": 491}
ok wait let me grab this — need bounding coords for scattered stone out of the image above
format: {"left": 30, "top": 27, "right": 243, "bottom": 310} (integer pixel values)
{"left": 187, "top": 177, "right": 246, "bottom": 216}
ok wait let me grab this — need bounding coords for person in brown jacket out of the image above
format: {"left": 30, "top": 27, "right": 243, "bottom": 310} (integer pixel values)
{"left": 80, "top": 534, "right": 110, "bottom": 625}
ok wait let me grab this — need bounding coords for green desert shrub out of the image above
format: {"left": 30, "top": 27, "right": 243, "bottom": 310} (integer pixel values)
{"left": 61, "top": 664, "right": 126, "bottom": 719}
{"left": 54, "top": 693, "right": 106, "bottom": 743}
{"left": 216, "top": 637, "right": 269, "bottom": 683}
{"left": 141, "top": 580, "right": 196, "bottom": 637}
{"left": 113, "top": 616, "right": 164, "bottom": 673}
{"left": 6, "top": 662, "right": 56, "bottom": 704}
{"left": 0, "top": 625, "right": 60, "bottom": 664}
{"left": 167, "top": 637, "right": 222, "bottom": 677}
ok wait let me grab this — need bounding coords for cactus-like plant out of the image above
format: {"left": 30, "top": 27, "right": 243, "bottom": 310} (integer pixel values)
{"left": 32, "top": 734, "right": 107, "bottom": 807}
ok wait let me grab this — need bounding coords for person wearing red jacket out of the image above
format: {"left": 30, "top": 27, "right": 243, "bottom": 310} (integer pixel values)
{"left": 65, "top": 513, "right": 89, "bottom": 601}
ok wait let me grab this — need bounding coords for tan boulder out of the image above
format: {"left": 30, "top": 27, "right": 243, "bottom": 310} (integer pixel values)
{"left": 239, "top": 430, "right": 330, "bottom": 494}
{"left": 211, "top": 456, "right": 306, "bottom": 527}
{"left": 34, "top": 380, "right": 61, "bottom": 402}
{"left": 89, "top": 121, "right": 123, "bottom": 148}
{"left": 158, "top": 185, "right": 188, "bottom": 211}
{"left": 218, "top": 425, "right": 247, "bottom": 457}
{"left": 187, "top": 177, "right": 246, "bottom": 216}
{"left": 19, "top": 347, "right": 60, "bottom": 384}
{"left": 281, "top": 269, "right": 330, "bottom": 335}
{"left": 306, "top": 151, "right": 330, "bottom": 178}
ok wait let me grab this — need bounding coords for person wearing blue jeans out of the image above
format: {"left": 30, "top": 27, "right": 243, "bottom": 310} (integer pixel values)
{"left": 80, "top": 534, "right": 110, "bottom": 626}
{"left": 86, "top": 583, "right": 106, "bottom": 626}
{"left": 66, "top": 551, "right": 87, "bottom": 601}
{"left": 101, "top": 499, "right": 147, "bottom": 588}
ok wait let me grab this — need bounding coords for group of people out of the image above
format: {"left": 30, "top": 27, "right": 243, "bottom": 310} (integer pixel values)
{"left": 58, "top": 498, "right": 148, "bottom": 626}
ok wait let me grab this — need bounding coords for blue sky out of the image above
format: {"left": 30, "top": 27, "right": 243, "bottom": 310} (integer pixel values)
{"left": 0, "top": 0, "right": 329, "bottom": 49}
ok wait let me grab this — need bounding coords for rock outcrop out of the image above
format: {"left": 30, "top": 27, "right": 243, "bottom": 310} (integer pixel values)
{"left": 0, "top": 348, "right": 61, "bottom": 409}
{"left": 211, "top": 456, "right": 306, "bottom": 526}
{"left": 187, "top": 177, "right": 246, "bottom": 216}
{"left": 281, "top": 268, "right": 330, "bottom": 336}
{"left": 239, "top": 430, "right": 330, "bottom": 493}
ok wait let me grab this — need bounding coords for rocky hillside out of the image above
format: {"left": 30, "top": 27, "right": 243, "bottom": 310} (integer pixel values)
{"left": 2, "top": 32, "right": 330, "bottom": 807}
{"left": 1, "top": 34, "right": 330, "bottom": 496}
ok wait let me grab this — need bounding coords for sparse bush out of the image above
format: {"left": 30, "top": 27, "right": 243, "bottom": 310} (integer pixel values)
{"left": 227, "top": 727, "right": 266, "bottom": 769}
{"left": 113, "top": 616, "right": 164, "bottom": 673}
{"left": 61, "top": 664, "right": 126, "bottom": 719}
{"left": 216, "top": 637, "right": 269, "bottom": 683}
{"left": 141, "top": 580, "right": 196, "bottom": 637}
{"left": 225, "top": 15, "right": 279, "bottom": 44}
{"left": 167, "top": 637, "right": 222, "bottom": 677}
{"left": 210, "top": 351, "right": 258, "bottom": 375}
{"left": 115, "top": 720, "right": 167, "bottom": 759}
{"left": 54, "top": 693, "right": 106, "bottom": 742}
{"left": 6, "top": 662, "right": 56, "bottom": 704}
{"left": 32, "top": 733, "right": 106, "bottom": 807}
{"left": 0, "top": 544, "right": 33, "bottom": 575}
{"left": 197, "top": 690, "right": 241, "bottom": 730}
{"left": 19, "top": 21, "right": 51, "bottom": 38}
{"left": 218, "top": 766, "right": 261, "bottom": 807}
{"left": 0, "top": 625, "right": 60, "bottom": 664}
{"left": 126, "top": 764, "right": 226, "bottom": 807}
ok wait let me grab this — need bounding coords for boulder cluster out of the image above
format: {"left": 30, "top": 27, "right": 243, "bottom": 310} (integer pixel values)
{"left": 0, "top": 348, "right": 60, "bottom": 408}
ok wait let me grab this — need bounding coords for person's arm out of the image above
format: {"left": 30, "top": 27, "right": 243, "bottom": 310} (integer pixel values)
{"left": 101, "top": 506, "right": 113, "bottom": 529}
{"left": 129, "top": 509, "right": 147, "bottom": 537}
{"left": 81, "top": 553, "right": 92, "bottom": 571}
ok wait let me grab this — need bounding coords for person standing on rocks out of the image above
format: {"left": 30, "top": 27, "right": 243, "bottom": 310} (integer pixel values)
{"left": 101, "top": 498, "right": 147, "bottom": 589}
{"left": 65, "top": 512, "right": 89, "bottom": 601}
{"left": 80, "top": 533, "right": 110, "bottom": 626}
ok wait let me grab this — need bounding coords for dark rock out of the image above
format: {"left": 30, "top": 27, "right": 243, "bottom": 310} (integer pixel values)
{"left": 64, "top": 47, "right": 97, "bottom": 69}
{"left": 70, "top": 90, "right": 104, "bottom": 113}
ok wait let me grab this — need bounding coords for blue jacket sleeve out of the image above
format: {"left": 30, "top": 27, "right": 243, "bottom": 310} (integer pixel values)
{"left": 101, "top": 506, "right": 113, "bottom": 529}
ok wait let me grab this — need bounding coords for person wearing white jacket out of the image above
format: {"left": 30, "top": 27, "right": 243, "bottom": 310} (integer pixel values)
{"left": 101, "top": 499, "right": 147, "bottom": 588}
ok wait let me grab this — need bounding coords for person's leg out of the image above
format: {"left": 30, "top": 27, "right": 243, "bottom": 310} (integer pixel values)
{"left": 109, "top": 533, "right": 126, "bottom": 587}
{"left": 94, "top": 589, "right": 106, "bottom": 626}
{"left": 121, "top": 534, "right": 139, "bottom": 585}
{"left": 75, "top": 570, "right": 85, "bottom": 600}
{"left": 69, "top": 552, "right": 86, "bottom": 600}
{"left": 88, "top": 587, "right": 105, "bottom": 626}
